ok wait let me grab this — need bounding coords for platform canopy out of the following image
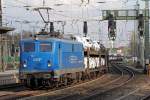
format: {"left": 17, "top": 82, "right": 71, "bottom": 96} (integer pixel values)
{"left": 0, "top": 26, "right": 15, "bottom": 34}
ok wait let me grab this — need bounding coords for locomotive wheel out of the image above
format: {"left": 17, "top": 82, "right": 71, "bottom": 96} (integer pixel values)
{"left": 42, "top": 80, "right": 47, "bottom": 88}
{"left": 25, "top": 78, "right": 34, "bottom": 89}
{"left": 30, "top": 77, "right": 38, "bottom": 89}
{"left": 26, "top": 78, "right": 31, "bottom": 88}
{"left": 34, "top": 79, "right": 38, "bottom": 88}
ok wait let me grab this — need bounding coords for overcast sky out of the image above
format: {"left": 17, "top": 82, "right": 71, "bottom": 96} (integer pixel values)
{"left": 2, "top": 0, "right": 149, "bottom": 47}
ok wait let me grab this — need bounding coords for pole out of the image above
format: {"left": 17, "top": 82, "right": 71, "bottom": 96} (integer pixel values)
{"left": 62, "top": 21, "right": 66, "bottom": 34}
{"left": 99, "top": 45, "right": 101, "bottom": 67}
{"left": 136, "top": 1, "right": 145, "bottom": 68}
{"left": 136, "top": 0, "right": 140, "bottom": 63}
{"left": 43, "top": 0, "right": 45, "bottom": 7}
{"left": 144, "top": 0, "right": 149, "bottom": 67}
{"left": 0, "top": 0, "right": 2, "bottom": 26}
{"left": 0, "top": 0, "right": 3, "bottom": 71}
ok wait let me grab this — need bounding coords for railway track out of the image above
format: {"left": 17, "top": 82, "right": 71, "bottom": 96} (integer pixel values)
{"left": 1, "top": 64, "right": 149, "bottom": 100}
{"left": 108, "top": 64, "right": 150, "bottom": 100}
{"left": 141, "top": 95, "right": 150, "bottom": 100}
{"left": 85, "top": 64, "right": 135, "bottom": 100}
{"left": 0, "top": 71, "right": 121, "bottom": 100}
{"left": 51, "top": 63, "right": 135, "bottom": 100}
{"left": 0, "top": 73, "right": 115, "bottom": 100}
{"left": 85, "top": 64, "right": 150, "bottom": 100}
{"left": 21, "top": 74, "right": 115, "bottom": 100}
{"left": 0, "top": 83, "right": 23, "bottom": 90}
{"left": 18, "top": 63, "right": 133, "bottom": 100}
{"left": 117, "top": 74, "right": 150, "bottom": 100}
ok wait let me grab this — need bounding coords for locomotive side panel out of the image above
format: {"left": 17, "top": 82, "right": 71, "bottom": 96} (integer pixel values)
{"left": 55, "top": 41, "right": 84, "bottom": 77}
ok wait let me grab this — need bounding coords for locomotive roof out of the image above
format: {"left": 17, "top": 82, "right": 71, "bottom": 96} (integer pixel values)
{"left": 20, "top": 38, "right": 82, "bottom": 44}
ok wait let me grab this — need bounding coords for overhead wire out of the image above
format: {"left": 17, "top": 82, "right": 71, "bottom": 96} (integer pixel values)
{"left": 3, "top": 4, "right": 23, "bottom": 8}
{"left": 4, "top": 0, "right": 105, "bottom": 34}
{"left": 4, "top": 0, "right": 101, "bottom": 22}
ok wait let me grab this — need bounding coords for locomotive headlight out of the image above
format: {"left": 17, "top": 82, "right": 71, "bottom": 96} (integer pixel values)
{"left": 48, "top": 60, "right": 51, "bottom": 67}
{"left": 23, "top": 61, "right": 27, "bottom": 68}
{"left": 48, "top": 64, "right": 51, "bottom": 67}
{"left": 23, "top": 64, "right": 27, "bottom": 68}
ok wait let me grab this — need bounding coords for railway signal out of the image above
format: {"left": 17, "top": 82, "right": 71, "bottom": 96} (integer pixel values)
{"left": 83, "top": 21, "right": 88, "bottom": 37}
{"left": 50, "top": 22, "right": 54, "bottom": 33}
{"left": 137, "top": 14, "right": 144, "bottom": 37}
{"left": 102, "top": 0, "right": 150, "bottom": 68}
{"left": 107, "top": 14, "right": 116, "bottom": 41}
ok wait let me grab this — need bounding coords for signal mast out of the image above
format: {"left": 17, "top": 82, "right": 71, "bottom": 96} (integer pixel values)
{"left": 106, "top": 13, "right": 117, "bottom": 54}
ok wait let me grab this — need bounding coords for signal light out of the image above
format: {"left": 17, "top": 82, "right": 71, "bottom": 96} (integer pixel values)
{"left": 23, "top": 61, "right": 27, "bottom": 68}
{"left": 48, "top": 60, "right": 51, "bottom": 67}
{"left": 83, "top": 21, "right": 88, "bottom": 37}
{"left": 140, "top": 31, "right": 144, "bottom": 37}
{"left": 107, "top": 14, "right": 116, "bottom": 41}
{"left": 138, "top": 14, "right": 144, "bottom": 37}
{"left": 50, "top": 22, "right": 54, "bottom": 33}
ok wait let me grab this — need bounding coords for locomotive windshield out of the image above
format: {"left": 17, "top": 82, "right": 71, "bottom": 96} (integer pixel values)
{"left": 40, "top": 42, "right": 52, "bottom": 52}
{"left": 23, "top": 42, "right": 35, "bottom": 52}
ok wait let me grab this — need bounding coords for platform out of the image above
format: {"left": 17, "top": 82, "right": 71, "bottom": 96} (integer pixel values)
{"left": 0, "top": 70, "right": 18, "bottom": 76}
{"left": 0, "top": 70, "right": 19, "bottom": 86}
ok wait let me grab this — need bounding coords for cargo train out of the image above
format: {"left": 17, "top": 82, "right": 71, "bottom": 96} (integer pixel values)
{"left": 19, "top": 37, "right": 107, "bottom": 88}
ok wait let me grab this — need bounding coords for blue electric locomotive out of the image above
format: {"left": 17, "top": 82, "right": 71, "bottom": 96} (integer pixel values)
{"left": 19, "top": 38, "right": 84, "bottom": 87}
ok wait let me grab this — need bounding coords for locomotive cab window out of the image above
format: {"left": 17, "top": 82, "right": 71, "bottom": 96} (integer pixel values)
{"left": 40, "top": 42, "right": 52, "bottom": 52}
{"left": 23, "top": 42, "right": 35, "bottom": 52}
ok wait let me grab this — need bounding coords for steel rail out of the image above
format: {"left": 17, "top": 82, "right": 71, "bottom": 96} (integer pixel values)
{"left": 17, "top": 74, "right": 107, "bottom": 100}
{"left": 50, "top": 63, "right": 130, "bottom": 100}
{"left": 114, "top": 64, "right": 147, "bottom": 100}
{"left": 141, "top": 95, "right": 150, "bottom": 100}
{"left": 0, "top": 83, "right": 23, "bottom": 90}
{"left": 78, "top": 64, "right": 135, "bottom": 100}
